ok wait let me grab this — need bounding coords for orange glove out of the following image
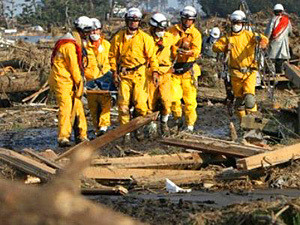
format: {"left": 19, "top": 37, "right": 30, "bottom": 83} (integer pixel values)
{"left": 259, "top": 38, "right": 268, "bottom": 49}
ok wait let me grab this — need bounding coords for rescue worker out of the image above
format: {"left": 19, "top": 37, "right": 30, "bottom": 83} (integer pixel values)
{"left": 109, "top": 8, "right": 159, "bottom": 142}
{"left": 169, "top": 6, "right": 202, "bottom": 132}
{"left": 213, "top": 10, "right": 268, "bottom": 119}
{"left": 85, "top": 18, "right": 112, "bottom": 136}
{"left": 265, "top": 4, "right": 292, "bottom": 73}
{"left": 49, "top": 16, "right": 93, "bottom": 147}
{"left": 202, "top": 27, "right": 221, "bottom": 59}
{"left": 147, "top": 13, "right": 174, "bottom": 135}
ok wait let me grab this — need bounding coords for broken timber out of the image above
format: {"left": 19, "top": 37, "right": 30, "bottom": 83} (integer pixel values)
{"left": 91, "top": 152, "right": 203, "bottom": 169}
{"left": 0, "top": 148, "right": 56, "bottom": 182}
{"left": 81, "top": 186, "right": 128, "bottom": 195}
{"left": 55, "top": 112, "right": 159, "bottom": 160}
{"left": 0, "top": 72, "right": 41, "bottom": 93}
{"left": 241, "top": 115, "right": 278, "bottom": 134}
{"left": 83, "top": 168, "right": 214, "bottom": 187}
{"left": 237, "top": 142, "right": 300, "bottom": 170}
{"left": 86, "top": 90, "right": 117, "bottom": 94}
{"left": 23, "top": 149, "right": 62, "bottom": 170}
{"left": 161, "top": 136, "right": 266, "bottom": 157}
{"left": 284, "top": 62, "right": 300, "bottom": 88}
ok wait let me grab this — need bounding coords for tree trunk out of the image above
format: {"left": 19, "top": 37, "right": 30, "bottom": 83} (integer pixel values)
{"left": 0, "top": 72, "right": 41, "bottom": 93}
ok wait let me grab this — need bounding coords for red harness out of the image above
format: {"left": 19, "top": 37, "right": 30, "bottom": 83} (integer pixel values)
{"left": 51, "top": 39, "right": 83, "bottom": 71}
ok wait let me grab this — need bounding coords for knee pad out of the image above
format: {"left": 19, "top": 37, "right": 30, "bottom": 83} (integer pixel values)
{"left": 244, "top": 94, "right": 256, "bottom": 109}
{"left": 234, "top": 97, "right": 245, "bottom": 111}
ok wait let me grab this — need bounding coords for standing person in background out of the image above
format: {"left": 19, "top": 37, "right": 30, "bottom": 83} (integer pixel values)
{"left": 109, "top": 8, "right": 159, "bottom": 143}
{"left": 202, "top": 27, "right": 221, "bottom": 59}
{"left": 265, "top": 3, "right": 292, "bottom": 73}
{"left": 147, "top": 13, "right": 175, "bottom": 135}
{"left": 169, "top": 5, "right": 202, "bottom": 133}
{"left": 85, "top": 18, "right": 112, "bottom": 137}
{"left": 49, "top": 16, "right": 93, "bottom": 147}
{"left": 213, "top": 10, "right": 268, "bottom": 120}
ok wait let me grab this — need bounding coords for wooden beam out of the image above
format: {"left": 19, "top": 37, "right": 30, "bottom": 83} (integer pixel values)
{"left": 240, "top": 115, "right": 278, "bottom": 134}
{"left": 0, "top": 148, "right": 56, "bottom": 182}
{"left": 23, "top": 149, "right": 62, "bottom": 170}
{"left": 161, "top": 137, "right": 266, "bottom": 157}
{"left": 0, "top": 72, "right": 41, "bottom": 93}
{"left": 236, "top": 142, "right": 300, "bottom": 170}
{"left": 82, "top": 168, "right": 215, "bottom": 187}
{"left": 81, "top": 186, "right": 128, "bottom": 195}
{"left": 91, "top": 152, "right": 203, "bottom": 169}
{"left": 86, "top": 90, "right": 118, "bottom": 95}
{"left": 55, "top": 112, "right": 159, "bottom": 160}
{"left": 284, "top": 62, "right": 300, "bottom": 88}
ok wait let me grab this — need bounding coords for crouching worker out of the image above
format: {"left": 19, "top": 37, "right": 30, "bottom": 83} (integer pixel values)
{"left": 147, "top": 13, "right": 174, "bottom": 135}
{"left": 49, "top": 16, "right": 93, "bottom": 147}
{"left": 109, "top": 8, "right": 159, "bottom": 143}
{"left": 213, "top": 10, "right": 268, "bottom": 119}
{"left": 84, "top": 18, "right": 113, "bottom": 136}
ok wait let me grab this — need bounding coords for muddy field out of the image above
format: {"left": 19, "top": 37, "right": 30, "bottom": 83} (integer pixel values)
{"left": 1, "top": 81, "right": 300, "bottom": 224}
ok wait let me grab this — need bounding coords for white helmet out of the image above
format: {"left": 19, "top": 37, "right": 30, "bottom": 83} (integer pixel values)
{"left": 274, "top": 4, "right": 284, "bottom": 11}
{"left": 91, "top": 18, "right": 101, "bottom": 30}
{"left": 230, "top": 10, "right": 246, "bottom": 23}
{"left": 74, "top": 16, "right": 93, "bottom": 32}
{"left": 210, "top": 27, "right": 220, "bottom": 39}
{"left": 149, "top": 13, "right": 168, "bottom": 29}
{"left": 125, "top": 7, "right": 142, "bottom": 20}
{"left": 180, "top": 6, "right": 197, "bottom": 19}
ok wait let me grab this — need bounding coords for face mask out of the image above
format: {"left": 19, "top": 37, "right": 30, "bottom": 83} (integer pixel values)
{"left": 155, "top": 31, "right": 165, "bottom": 38}
{"left": 232, "top": 24, "right": 243, "bottom": 33}
{"left": 90, "top": 34, "right": 100, "bottom": 41}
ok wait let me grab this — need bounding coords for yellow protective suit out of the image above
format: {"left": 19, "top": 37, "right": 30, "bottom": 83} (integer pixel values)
{"left": 147, "top": 32, "right": 175, "bottom": 116}
{"left": 168, "top": 24, "right": 202, "bottom": 126}
{"left": 85, "top": 38, "right": 111, "bottom": 131}
{"left": 213, "top": 30, "right": 268, "bottom": 117}
{"left": 49, "top": 32, "right": 87, "bottom": 142}
{"left": 109, "top": 28, "right": 159, "bottom": 125}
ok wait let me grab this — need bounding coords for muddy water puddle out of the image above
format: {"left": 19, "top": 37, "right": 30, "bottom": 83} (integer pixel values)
{"left": 92, "top": 189, "right": 300, "bottom": 208}
{"left": 0, "top": 127, "right": 58, "bottom": 151}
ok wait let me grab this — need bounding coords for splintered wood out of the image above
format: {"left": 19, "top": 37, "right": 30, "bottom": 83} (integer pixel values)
{"left": 161, "top": 135, "right": 266, "bottom": 157}
{"left": 0, "top": 148, "right": 56, "bottom": 182}
{"left": 237, "top": 142, "right": 300, "bottom": 170}
{"left": 55, "top": 111, "right": 159, "bottom": 160}
{"left": 83, "top": 167, "right": 215, "bottom": 187}
{"left": 91, "top": 152, "right": 203, "bottom": 169}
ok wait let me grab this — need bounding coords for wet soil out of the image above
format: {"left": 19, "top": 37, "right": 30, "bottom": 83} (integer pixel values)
{"left": 0, "top": 83, "right": 299, "bottom": 224}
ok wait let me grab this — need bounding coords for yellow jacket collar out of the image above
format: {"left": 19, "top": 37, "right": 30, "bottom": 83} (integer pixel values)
{"left": 175, "top": 23, "right": 195, "bottom": 34}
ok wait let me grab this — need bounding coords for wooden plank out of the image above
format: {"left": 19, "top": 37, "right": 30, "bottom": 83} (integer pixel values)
{"left": 86, "top": 90, "right": 118, "bottom": 95}
{"left": 82, "top": 168, "right": 215, "bottom": 187}
{"left": 81, "top": 186, "right": 128, "bottom": 195}
{"left": 236, "top": 142, "right": 300, "bottom": 170}
{"left": 241, "top": 115, "right": 278, "bottom": 134}
{"left": 91, "top": 153, "right": 203, "bottom": 168}
{"left": 0, "top": 148, "right": 56, "bottom": 182}
{"left": 284, "top": 62, "right": 300, "bottom": 88}
{"left": 161, "top": 137, "right": 266, "bottom": 157}
{"left": 55, "top": 112, "right": 159, "bottom": 160}
{"left": 23, "top": 149, "right": 62, "bottom": 170}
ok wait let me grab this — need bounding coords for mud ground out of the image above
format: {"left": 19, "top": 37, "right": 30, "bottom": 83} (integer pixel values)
{"left": 0, "top": 80, "right": 300, "bottom": 224}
